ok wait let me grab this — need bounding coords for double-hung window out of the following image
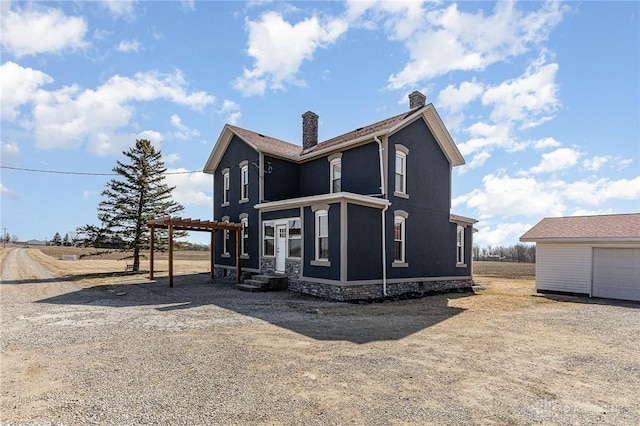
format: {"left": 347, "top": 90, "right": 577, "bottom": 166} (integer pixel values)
{"left": 393, "top": 210, "right": 408, "bottom": 266}
{"left": 287, "top": 219, "right": 301, "bottom": 258}
{"left": 328, "top": 153, "right": 342, "bottom": 193}
{"left": 394, "top": 145, "right": 409, "bottom": 197}
{"left": 222, "top": 216, "right": 230, "bottom": 256}
{"left": 241, "top": 217, "right": 249, "bottom": 257}
{"left": 240, "top": 163, "right": 249, "bottom": 201}
{"left": 263, "top": 223, "right": 275, "bottom": 257}
{"left": 222, "top": 170, "right": 230, "bottom": 205}
{"left": 315, "top": 211, "right": 329, "bottom": 261}
{"left": 456, "top": 225, "right": 465, "bottom": 265}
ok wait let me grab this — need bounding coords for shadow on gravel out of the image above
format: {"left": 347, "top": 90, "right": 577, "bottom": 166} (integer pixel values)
{"left": 540, "top": 292, "right": 640, "bottom": 309}
{"left": 36, "top": 273, "right": 469, "bottom": 343}
{"left": 1, "top": 271, "right": 148, "bottom": 285}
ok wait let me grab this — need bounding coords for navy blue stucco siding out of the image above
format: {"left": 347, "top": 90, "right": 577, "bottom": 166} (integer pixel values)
{"left": 303, "top": 203, "right": 340, "bottom": 280}
{"left": 347, "top": 204, "right": 382, "bottom": 281}
{"left": 262, "top": 208, "right": 301, "bottom": 221}
{"left": 299, "top": 157, "right": 329, "bottom": 197}
{"left": 213, "top": 135, "right": 260, "bottom": 269}
{"left": 263, "top": 155, "right": 299, "bottom": 202}
{"left": 341, "top": 142, "right": 382, "bottom": 195}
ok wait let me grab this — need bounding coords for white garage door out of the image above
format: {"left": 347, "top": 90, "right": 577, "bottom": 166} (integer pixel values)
{"left": 592, "top": 248, "right": 640, "bottom": 302}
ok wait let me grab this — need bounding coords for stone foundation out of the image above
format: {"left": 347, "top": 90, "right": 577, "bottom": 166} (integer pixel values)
{"left": 288, "top": 278, "right": 473, "bottom": 302}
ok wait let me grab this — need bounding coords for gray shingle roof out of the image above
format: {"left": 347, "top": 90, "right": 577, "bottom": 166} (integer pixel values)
{"left": 520, "top": 213, "right": 640, "bottom": 242}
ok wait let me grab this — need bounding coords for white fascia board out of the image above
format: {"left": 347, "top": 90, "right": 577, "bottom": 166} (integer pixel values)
{"left": 389, "top": 105, "right": 465, "bottom": 167}
{"left": 450, "top": 214, "right": 478, "bottom": 225}
{"left": 203, "top": 126, "right": 264, "bottom": 174}
{"left": 519, "top": 237, "right": 640, "bottom": 244}
{"left": 255, "top": 192, "right": 390, "bottom": 212}
{"left": 298, "top": 130, "right": 389, "bottom": 162}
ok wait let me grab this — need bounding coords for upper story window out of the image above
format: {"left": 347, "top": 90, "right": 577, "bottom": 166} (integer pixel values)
{"left": 240, "top": 161, "right": 249, "bottom": 202}
{"left": 456, "top": 225, "right": 465, "bottom": 265}
{"left": 222, "top": 168, "right": 230, "bottom": 206}
{"left": 328, "top": 153, "right": 342, "bottom": 193}
{"left": 394, "top": 144, "right": 409, "bottom": 198}
{"left": 393, "top": 210, "right": 409, "bottom": 267}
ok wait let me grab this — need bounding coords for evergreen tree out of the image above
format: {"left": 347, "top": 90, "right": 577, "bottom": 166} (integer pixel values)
{"left": 97, "top": 139, "right": 184, "bottom": 271}
{"left": 52, "top": 232, "right": 62, "bottom": 246}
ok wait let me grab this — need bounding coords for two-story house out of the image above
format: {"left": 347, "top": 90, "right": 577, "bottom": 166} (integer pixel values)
{"left": 203, "top": 91, "right": 477, "bottom": 301}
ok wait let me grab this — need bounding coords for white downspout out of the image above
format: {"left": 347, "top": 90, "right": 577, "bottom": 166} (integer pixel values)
{"left": 374, "top": 135, "right": 388, "bottom": 296}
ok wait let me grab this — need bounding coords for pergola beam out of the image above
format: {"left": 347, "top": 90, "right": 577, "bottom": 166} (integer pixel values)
{"left": 147, "top": 216, "right": 243, "bottom": 287}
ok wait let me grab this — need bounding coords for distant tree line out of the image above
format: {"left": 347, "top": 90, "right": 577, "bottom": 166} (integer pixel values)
{"left": 473, "top": 243, "right": 536, "bottom": 263}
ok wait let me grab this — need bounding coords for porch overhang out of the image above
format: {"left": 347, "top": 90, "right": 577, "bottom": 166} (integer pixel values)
{"left": 254, "top": 192, "right": 391, "bottom": 212}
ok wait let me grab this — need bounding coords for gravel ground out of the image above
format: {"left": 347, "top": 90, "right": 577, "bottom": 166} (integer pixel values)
{"left": 1, "top": 248, "right": 639, "bottom": 425}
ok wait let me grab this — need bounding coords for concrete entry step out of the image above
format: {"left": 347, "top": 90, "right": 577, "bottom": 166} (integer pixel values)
{"left": 235, "top": 283, "right": 266, "bottom": 292}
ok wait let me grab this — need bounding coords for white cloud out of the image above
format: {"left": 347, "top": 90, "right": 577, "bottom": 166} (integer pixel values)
{"left": 164, "top": 153, "right": 181, "bottom": 164}
{"left": 137, "top": 130, "right": 163, "bottom": 144}
{"left": 384, "top": 1, "right": 565, "bottom": 89}
{"left": 530, "top": 148, "right": 581, "bottom": 174}
{"left": 0, "top": 3, "right": 88, "bottom": 57}
{"left": 218, "top": 100, "right": 242, "bottom": 125}
{"left": 170, "top": 114, "right": 200, "bottom": 140}
{"left": 1, "top": 183, "right": 18, "bottom": 200}
{"left": 116, "top": 39, "right": 141, "bottom": 53}
{"left": 1, "top": 142, "right": 21, "bottom": 166}
{"left": 0, "top": 62, "right": 53, "bottom": 121}
{"left": 82, "top": 190, "right": 96, "bottom": 198}
{"left": 464, "top": 151, "right": 491, "bottom": 171}
{"left": 234, "top": 11, "right": 348, "bottom": 96}
{"left": 437, "top": 79, "right": 484, "bottom": 113}
{"left": 482, "top": 56, "right": 560, "bottom": 127}
{"left": 454, "top": 173, "right": 640, "bottom": 222}
{"left": 474, "top": 221, "right": 533, "bottom": 248}
{"left": 533, "top": 137, "right": 561, "bottom": 150}
{"left": 458, "top": 121, "right": 525, "bottom": 156}
{"left": 181, "top": 1, "right": 196, "bottom": 12}
{"left": 28, "top": 69, "right": 214, "bottom": 153}
{"left": 101, "top": 0, "right": 136, "bottom": 20}
{"left": 165, "top": 169, "right": 212, "bottom": 208}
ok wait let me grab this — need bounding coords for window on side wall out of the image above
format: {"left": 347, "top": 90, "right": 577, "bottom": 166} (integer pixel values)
{"left": 393, "top": 216, "right": 405, "bottom": 263}
{"left": 330, "top": 158, "right": 341, "bottom": 193}
{"left": 394, "top": 144, "right": 409, "bottom": 197}
{"left": 315, "top": 210, "right": 329, "bottom": 261}
{"left": 456, "top": 225, "right": 465, "bottom": 265}
{"left": 240, "top": 164, "right": 249, "bottom": 201}
{"left": 222, "top": 217, "right": 230, "bottom": 257}
{"left": 263, "top": 222, "right": 275, "bottom": 257}
{"left": 287, "top": 219, "right": 301, "bottom": 258}
{"left": 241, "top": 218, "right": 249, "bottom": 257}
{"left": 223, "top": 171, "right": 230, "bottom": 205}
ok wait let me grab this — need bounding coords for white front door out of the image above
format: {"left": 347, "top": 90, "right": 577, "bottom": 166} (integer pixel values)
{"left": 275, "top": 225, "right": 287, "bottom": 273}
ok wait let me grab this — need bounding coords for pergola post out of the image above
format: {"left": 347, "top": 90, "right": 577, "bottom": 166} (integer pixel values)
{"left": 235, "top": 229, "right": 241, "bottom": 284}
{"left": 168, "top": 224, "right": 174, "bottom": 288}
{"left": 210, "top": 231, "right": 215, "bottom": 279}
{"left": 149, "top": 226, "right": 155, "bottom": 280}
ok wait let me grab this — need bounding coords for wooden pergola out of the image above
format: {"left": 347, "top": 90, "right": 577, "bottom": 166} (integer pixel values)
{"left": 147, "top": 217, "right": 243, "bottom": 287}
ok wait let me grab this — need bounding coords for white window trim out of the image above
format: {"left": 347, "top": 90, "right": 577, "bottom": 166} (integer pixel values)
{"left": 393, "top": 213, "right": 407, "bottom": 266}
{"left": 263, "top": 221, "right": 275, "bottom": 258}
{"left": 287, "top": 218, "right": 302, "bottom": 259}
{"left": 394, "top": 145, "right": 409, "bottom": 198}
{"left": 222, "top": 168, "right": 230, "bottom": 206}
{"left": 222, "top": 216, "right": 230, "bottom": 257}
{"left": 456, "top": 225, "right": 466, "bottom": 267}
{"left": 328, "top": 153, "right": 342, "bottom": 194}
{"left": 240, "top": 217, "right": 249, "bottom": 258}
{"left": 239, "top": 161, "right": 249, "bottom": 202}
{"left": 315, "top": 209, "right": 329, "bottom": 262}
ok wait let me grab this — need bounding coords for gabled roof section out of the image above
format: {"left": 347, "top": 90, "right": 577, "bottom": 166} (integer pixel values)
{"left": 203, "top": 124, "right": 302, "bottom": 173}
{"left": 520, "top": 213, "right": 640, "bottom": 242}
{"left": 203, "top": 103, "right": 465, "bottom": 173}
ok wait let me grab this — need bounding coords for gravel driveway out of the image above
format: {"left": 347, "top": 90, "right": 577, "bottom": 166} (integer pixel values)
{"left": 1, "top": 248, "right": 639, "bottom": 425}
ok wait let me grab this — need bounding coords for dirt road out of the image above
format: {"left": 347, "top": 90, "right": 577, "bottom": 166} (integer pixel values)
{"left": 1, "top": 248, "right": 639, "bottom": 425}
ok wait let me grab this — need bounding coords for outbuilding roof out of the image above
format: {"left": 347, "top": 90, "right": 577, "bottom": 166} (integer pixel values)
{"left": 520, "top": 213, "right": 640, "bottom": 242}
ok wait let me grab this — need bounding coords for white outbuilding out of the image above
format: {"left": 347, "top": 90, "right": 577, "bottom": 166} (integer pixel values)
{"left": 520, "top": 213, "right": 640, "bottom": 302}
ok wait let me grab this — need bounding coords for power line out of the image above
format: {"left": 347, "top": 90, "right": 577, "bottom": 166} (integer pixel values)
{"left": 1, "top": 166, "right": 203, "bottom": 176}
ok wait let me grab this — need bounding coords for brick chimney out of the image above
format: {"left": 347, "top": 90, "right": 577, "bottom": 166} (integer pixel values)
{"left": 302, "top": 111, "right": 319, "bottom": 150}
{"left": 409, "top": 91, "right": 426, "bottom": 109}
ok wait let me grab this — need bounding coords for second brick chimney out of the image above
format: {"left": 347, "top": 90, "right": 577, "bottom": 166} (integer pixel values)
{"left": 302, "top": 111, "right": 319, "bottom": 150}
{"left": 409, "top": 91, "right": 426, "bottom": 109}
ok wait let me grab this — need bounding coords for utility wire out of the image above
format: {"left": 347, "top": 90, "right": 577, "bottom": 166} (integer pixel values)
{"left": 1, "top": 166, "right": 203, "bottom": 176}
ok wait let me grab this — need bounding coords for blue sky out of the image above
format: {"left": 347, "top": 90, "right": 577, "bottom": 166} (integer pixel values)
{"left": 1, "top": 0, "right": 639, "bottom": 247}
